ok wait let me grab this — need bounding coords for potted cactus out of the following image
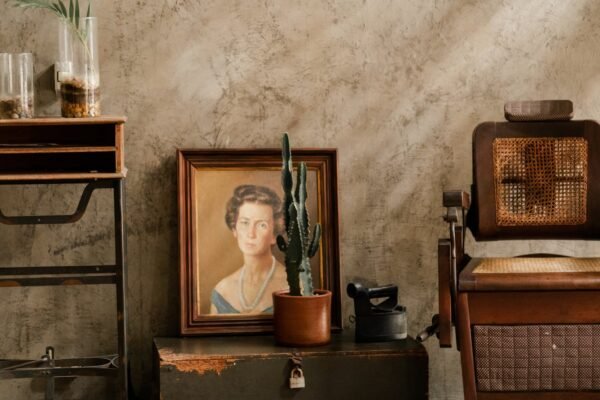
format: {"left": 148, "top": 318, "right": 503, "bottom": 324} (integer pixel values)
{"left": 272, "top": 133, "right": 332, "bottom": 346}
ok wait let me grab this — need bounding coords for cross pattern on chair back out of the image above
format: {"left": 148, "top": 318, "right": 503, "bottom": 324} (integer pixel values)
{"left": 467, "top": 120, "right": 600, "bottom": 240}
{"left": 493, "top": 137, "right": 588, "bottom": 226}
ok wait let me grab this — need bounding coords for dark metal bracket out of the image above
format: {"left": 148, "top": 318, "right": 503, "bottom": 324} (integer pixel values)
{"left": 0, "top": 179, "right": 130, "bottom": 399}
{"left": 0, "top": 346, "right": 118, "bottom": 400}
{"left": 0, "top": 180, "right": 113, "bottom": 225}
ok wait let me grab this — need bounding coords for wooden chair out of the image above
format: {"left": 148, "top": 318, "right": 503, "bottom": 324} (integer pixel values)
{"left": 422, "top": 118, "right": 600, "bottom": 399}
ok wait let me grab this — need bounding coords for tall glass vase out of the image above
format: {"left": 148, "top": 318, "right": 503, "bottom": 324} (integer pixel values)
{"left": 58, "top": 17, "right": 100, "bottom": 117}
{"left": 0, "top": 53, "right": 34, "bottom": 119}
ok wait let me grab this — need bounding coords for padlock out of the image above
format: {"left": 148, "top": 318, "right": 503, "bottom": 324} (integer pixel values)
{"left": 289, "top": 366, "right": 306, "bottom": 389}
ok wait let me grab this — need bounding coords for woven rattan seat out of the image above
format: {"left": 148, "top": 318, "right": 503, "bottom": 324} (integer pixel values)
{"left": 459, "top": 257, "right": 600, "bottom": 291}
{"left": 472, "top": 257, "right": 600, "bottom": 274}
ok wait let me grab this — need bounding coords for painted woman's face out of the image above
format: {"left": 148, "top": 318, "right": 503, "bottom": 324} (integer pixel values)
{"left": 233, "top": 202, "right": 276, "bottom": 257}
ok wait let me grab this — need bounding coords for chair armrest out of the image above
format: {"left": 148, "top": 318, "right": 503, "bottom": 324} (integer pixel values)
{"left": 443, "top": 190, "right": 470, "bottom": 209}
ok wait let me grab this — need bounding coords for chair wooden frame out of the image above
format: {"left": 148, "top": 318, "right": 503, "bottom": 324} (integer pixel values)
{"left": 424, "top": 120, "right": 600, "bottom": 400}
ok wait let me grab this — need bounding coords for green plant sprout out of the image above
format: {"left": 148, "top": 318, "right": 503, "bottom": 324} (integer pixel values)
{"left": 13, "top": 0, "right": 92, "bottom": 46}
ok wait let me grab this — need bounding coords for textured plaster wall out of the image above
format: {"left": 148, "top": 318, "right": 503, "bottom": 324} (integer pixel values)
{"left": 1, "top": 0, "right": 600, "bottom": 398}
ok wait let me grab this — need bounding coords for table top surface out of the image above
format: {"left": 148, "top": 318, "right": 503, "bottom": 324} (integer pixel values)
{"left": 0, "top": 116, "right": 126, "bottom": 126}
{"left": 154, "top": 332, "right": 426, "bottom": 360}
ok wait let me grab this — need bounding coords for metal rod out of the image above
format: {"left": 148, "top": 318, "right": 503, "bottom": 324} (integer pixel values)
{"left": 0, "top": 366, "right": 119, "bottom": 379}
{"left": 0, "top": 275, "right": 116, "bottom": 287}
{"left": 461, "top": 208, "right": 466, "bottom": 246}
{"left": 114, "top": 180, "right": 129, "bottom": 400}
{"left": 44, "top": 375, "right": 54, "bottom": 400}
{"left": 44, "top": 347, "right": 55, "bottom": 400}
{"left": 449, "top": 220, "right": 458, "bottom": 325}
{"left": 0, "top": 181, "right": 113, "bottom": 225}
{"left": 1, "top": 359, "right": 41, "bottom": 371}
{"left": 0, "top": 353, "right": 118, "bottom": 379}
{"left": 0, "top": 265, "right": 117, "bottom": 276}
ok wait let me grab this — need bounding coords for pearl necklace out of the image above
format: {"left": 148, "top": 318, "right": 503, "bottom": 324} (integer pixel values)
{"left": 239, "top": 256, "right": 276, "bottom": 312}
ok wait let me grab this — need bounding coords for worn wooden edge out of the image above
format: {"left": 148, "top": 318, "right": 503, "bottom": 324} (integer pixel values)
{"left": 158, "top": 347, "right": 427, "bottom": 362}
{"left": 157, "top": 346, "right": 426, "bottom": 379}
{"left": 180, "top": 323, "right": 274, "bottom": 336}
{"left": 461, "top": 272, "right": 600, "bottom": 291}
{"left": 0, "top": 146, "right": 117, "bottom": 154}
{"left": 0, "top": 116, "right": 127, "bottom": 126}
{"left": 178, "top": 148, "right": 336, "bottom": 154}
{"left": 177, "top": 149, "right": 191, "bottom": 336}
{"left": 155, "top": 338, "right": 427, "bottom": 363}
{"left": 467, "top": 291, "right": 600, "bottom": 324}
{"left": 457, "top": 293, "right": 477, "bottom": 400}
{"left": 154, "top": 334, "right": 426, "bottom": 381}
{"left": 438, "top": 239, "right": 452, "bottom": 348}
{"left": 116, "top": 123, "right": 125, "bottom": 176}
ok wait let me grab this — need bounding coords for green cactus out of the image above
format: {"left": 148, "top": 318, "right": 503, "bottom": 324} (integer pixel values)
{"left": 276, "top": 133, "right": 322, "bottom": 296}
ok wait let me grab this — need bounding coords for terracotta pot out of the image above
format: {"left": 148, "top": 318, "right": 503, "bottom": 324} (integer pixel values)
{"left": 272, "top": 289, "right": 332, "bottom": 346}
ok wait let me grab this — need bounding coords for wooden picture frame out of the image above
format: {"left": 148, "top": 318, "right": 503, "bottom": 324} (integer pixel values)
{"left": 178, "top": 148, "right": 341, "bottom": 335}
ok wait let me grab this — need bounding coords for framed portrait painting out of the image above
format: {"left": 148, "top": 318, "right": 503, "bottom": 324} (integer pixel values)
{"left": 178, "top": 148, "right": 341, "bottom": 335}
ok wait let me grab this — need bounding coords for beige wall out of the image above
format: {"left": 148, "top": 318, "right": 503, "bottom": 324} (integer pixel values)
{"left": 1, "top": 0, "right": 600, "bottom": 398}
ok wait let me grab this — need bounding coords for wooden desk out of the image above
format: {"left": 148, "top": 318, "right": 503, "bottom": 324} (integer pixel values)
{"left": 0, "top": 117, "right": 128, "bottom": 400}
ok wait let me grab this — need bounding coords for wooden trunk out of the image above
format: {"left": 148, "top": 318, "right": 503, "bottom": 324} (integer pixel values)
{"left": 154, "top": 334, "right": 428, "bottom": 400}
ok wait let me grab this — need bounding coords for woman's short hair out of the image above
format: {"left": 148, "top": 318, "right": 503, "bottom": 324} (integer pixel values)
{"left": 225, "top": 184, "right": 284, "bottom": 234}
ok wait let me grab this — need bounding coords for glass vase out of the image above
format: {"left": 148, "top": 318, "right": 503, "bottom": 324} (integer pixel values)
{"left": 58, "top": 17, "right": 100, "bottom": 117}
{"left": 0, "top": 53, "right": 34, "bottom": 119}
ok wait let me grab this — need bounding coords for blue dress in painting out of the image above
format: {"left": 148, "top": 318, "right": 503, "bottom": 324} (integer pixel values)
{"left": 210, "top": 289, "right": 273, "bottom": 314}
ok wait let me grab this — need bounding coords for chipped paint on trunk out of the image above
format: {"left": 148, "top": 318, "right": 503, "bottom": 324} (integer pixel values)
{"left": 160, "top": 349, "right": 238, "bottom": 375}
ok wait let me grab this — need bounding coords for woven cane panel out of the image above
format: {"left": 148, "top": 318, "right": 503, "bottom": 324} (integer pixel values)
{"left": 474, "top": 325, "right": 600, "bottom": 392}
{"left": 493, "top": 137, "right": 588, "bottom": 226}
{"left": 472, "top": 258, "right": 600, "bottom": 274}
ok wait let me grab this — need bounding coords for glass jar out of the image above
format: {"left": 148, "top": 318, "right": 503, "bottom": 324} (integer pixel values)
{"left": 0, "top": 53, "right": 34, "bottom": 119}
{"left": 58, "top": 17, "right": 100, "bottom": 117}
